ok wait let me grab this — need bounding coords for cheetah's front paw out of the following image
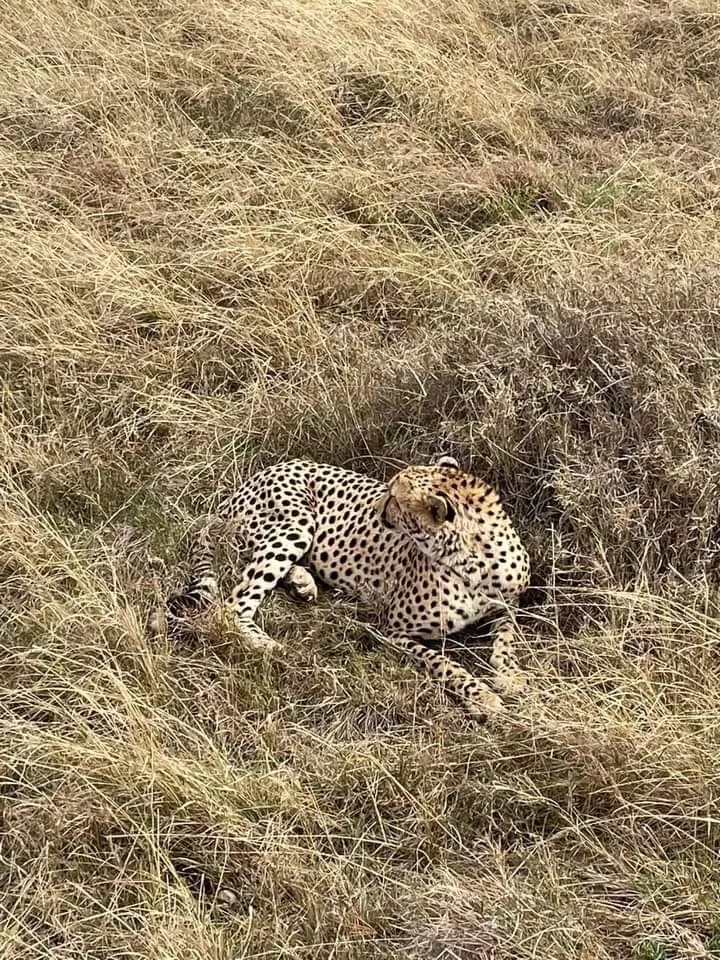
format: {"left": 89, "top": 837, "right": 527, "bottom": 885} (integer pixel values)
{"left": 492, "top": 670, "right": 528, "bottom": 698}
{"left": 465, "top": 688, "right": 504, "bottom": 721}
{"left": 235, "top": 622, "right": 285, "bottom": 653}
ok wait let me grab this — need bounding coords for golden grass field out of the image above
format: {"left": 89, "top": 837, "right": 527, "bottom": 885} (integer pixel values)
{"left": 2, "top": 0, "right": 720, "bottom": 956}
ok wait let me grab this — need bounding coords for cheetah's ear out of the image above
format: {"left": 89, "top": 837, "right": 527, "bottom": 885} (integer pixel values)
{"left": 426, "top": 494, "right": 455, "bottom": 525}
{"left": 374, "top": 491, "right": 396, "bottom": 529}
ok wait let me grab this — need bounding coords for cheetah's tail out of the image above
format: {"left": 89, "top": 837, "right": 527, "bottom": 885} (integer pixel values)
{"left": 152, "top": 520, "right": 221, "bottom": 635}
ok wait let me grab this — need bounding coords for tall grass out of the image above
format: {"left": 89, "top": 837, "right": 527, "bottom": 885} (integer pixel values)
{"left": 1, "top": 0, "right": 720, "bottom": 956}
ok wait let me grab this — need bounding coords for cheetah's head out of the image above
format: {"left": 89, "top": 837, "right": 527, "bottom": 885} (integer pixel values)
{"left": 374, "top": 464, "right": 501, "bottom": 563}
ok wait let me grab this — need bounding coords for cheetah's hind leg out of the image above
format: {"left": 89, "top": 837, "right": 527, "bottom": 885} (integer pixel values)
{"left": 225, "top": 517, "right": 316, "bottom": 652}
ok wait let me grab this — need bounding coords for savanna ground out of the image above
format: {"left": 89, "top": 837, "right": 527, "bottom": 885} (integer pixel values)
{"left": 1, "top": 0, "right": 720, "bottom": 957}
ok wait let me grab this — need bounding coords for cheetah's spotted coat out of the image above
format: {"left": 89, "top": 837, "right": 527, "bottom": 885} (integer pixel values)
{"left": 161, "top": 458, "right": 530, "bottom": 717}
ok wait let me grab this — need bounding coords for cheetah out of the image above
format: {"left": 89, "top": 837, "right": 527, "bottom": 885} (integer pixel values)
{"left": 157, "top": 456, "right": 530, "bottom": 718}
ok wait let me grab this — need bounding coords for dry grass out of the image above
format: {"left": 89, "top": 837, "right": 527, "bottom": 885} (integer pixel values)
{"left": 2, "top": 0, "right": 720, "bottom": 956}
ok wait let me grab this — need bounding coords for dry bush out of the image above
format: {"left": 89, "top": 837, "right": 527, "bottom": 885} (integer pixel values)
{"left": 1, "top": 0, "right": 720, "bottom": 957}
